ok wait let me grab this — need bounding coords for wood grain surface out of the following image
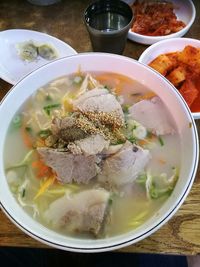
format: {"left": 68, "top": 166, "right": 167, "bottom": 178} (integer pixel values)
{"left": 0, "top": 0, "right": 200, "bottom": 255}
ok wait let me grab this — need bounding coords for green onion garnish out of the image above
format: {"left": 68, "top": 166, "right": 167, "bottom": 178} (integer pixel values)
{"left": 38, "top": 129, "right": 52, "bottom": 139}
{"left": 43, "top": 103, "right": 60, "bottom": 115}
{"left": 158, "top": 136, "right": 164, "bottom": 146}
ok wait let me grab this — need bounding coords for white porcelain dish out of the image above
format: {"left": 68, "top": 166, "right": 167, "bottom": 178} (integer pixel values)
{"left": 139, "top": 37, "right": 200, "bottom": 119}
{"left": 0, "top": 29, "right": 77, "bottom": 85}
{"left": 128, "top": 0, "right": 196, "bottom": 45}
{"left": 0, "top": 53, "right": 198, "bottom": 252}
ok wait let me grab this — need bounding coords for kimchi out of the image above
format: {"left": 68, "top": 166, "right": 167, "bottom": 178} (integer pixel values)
{"left": 131, "top": 1, "right": 186, "bottom": 36}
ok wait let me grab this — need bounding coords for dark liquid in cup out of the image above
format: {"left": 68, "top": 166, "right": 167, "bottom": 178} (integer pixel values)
{"left": 89, "top": 12, "right": 130, "bottom": 32}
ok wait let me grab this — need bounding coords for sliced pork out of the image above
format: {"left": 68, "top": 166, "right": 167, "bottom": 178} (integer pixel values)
{"left": 68, "top": 134, "right": 110, "bottom": 156}
{"left": 37, "top": 147, "right": 100, "bottom": 184}
{"left": 44, "top": 189, "right": 110, "bottom": 236}
{"left": 129, "top": 96, "right": 175, "bottom": 136}
{"left": 98, "top": 141, "right": 150, "bottom": 187}
{"left": 73, "top": 88, "right": 124, "bottom": 123}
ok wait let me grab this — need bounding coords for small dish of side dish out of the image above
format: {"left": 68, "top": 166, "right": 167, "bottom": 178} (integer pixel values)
{"left": 128, "top": 0, "right": 196, "bottom": 45}
{"left": 139, "top": 38, "right": 200, "bottom": 119}
{"left": 0, "top": 29, "right": 77, "bottom": 85}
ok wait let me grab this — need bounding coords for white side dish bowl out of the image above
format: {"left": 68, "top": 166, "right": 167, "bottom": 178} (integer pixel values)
{"left": 0, "top": 53, "right": 198, "bottom": 252}
{"left": 128, "top": 0, "right": 196, "bottom": 45}
{"left": 139, "top": 37, "right": 200, "bottom": 119}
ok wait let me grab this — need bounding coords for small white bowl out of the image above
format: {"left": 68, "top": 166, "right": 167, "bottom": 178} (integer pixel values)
{"left": 139, "top": 37, "right": 200, "bottom": 119}
{"left": 128, "top": 0, "right": 196, "bottom": 45}
{"left": 0, "top": 53, "right": 198, "bottom": 252}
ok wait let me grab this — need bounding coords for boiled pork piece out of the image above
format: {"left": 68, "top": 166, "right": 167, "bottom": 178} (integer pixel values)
{"left": 37, "top": 147, "right": 100, "bottom": 184}
{"left": 68, "top": 134, "right": 110, "bottom": 155}
{"left": 73, "top": 88, "right": 124, "bottom": 122}
{"left": 44, "top": 189, "right": 110, "bottom": 236}
{"left": 98, "top": 141, "right": 150, "bottom": 187}
{"left": 129, "top": 96, "right": 175, "bottom": 136}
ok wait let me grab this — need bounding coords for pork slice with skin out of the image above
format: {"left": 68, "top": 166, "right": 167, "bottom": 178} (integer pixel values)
{"left": 129, "top": 96, "right": 175, "bottom": 136}
{"left": 98, "top": 141, "right": 151, "bottom": 187}
{"left": 73, "top": 88, "right": 124, "bottom": 121}
{"left": 68, "top": 134, "right": 110, "bottom": 156}
{"left": 44, "top": 189, "right": 110, "bottom": 236}
{"left": 37, "top": 147, "right": 100, "bottom": 184}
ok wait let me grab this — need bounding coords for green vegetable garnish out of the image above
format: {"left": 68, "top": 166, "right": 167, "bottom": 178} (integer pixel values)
{"left": 38, "top": 129, "right": 52, "bottom": 139}
{"left": 12, "top": 115, "right": 22, "bottom": 129}
{"left": 25, "top": 126, "right": 32, "bottom": 133}
{"left": 43, "top": 103, "right": 60, "bottom": 116}
{"left": 46, "top": 95, "right": 52, "bottom": 101}
{"left": 136, "top": 173, "right": 147, "bottom": 186}
{"left": 127, "top": 136, "right": 137, "bottom": 144}
{"left": 149, "top": 183, "right": 172, "bottom": 199}
{"left": 22, "top": 188, "right": 26, "bottom": 198}
{"left": 158, "top": 136, "right": 164, "bottom": 146}
{"left": 122, "top": 104, "right": 130, "bottom": 114}
{"left": 108, "top": 198, "right": 113, "bottom": 205}
{"left": 139, "top": 168, "right": 179, "bottom": 200}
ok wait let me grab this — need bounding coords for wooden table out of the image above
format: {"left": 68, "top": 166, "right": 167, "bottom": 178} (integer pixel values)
{"left": 0, "top": 0, "right": 200, "bottom": 255}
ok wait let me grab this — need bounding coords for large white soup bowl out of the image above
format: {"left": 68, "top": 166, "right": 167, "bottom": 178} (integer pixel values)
{"left": 0, "top": 53, "right": 198, "bottom": 252}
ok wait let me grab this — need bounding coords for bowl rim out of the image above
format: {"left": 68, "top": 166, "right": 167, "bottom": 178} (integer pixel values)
{"left": 128, "top": 0, "right": 196, "bottom": 42}
{"left": 0, "top": 52, "right": 199, "bottom": 252}
{"left": 138, "top": 37, "right": 200, "bottom": 119}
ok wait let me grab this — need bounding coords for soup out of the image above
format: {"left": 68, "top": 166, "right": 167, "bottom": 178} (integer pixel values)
{"left": 4, "top": 72, "right": 180, "bottom": 238}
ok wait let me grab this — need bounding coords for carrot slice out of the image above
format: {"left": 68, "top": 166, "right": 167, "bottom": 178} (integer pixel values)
{"left": 34, "top": 176, "right": 56, "bottom": 200}
{"left": 32, "top": 159, "right": 53, "bottom": 178}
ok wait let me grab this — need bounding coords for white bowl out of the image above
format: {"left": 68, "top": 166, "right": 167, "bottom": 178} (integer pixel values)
{"left": 0, "top": 53, "right": 198, "bottom": 252}
{"left": 128, "top": 0, "right": 196, "bottom": 45}
{"left": 139, "top": 37, "right": 200, "bottom": 119}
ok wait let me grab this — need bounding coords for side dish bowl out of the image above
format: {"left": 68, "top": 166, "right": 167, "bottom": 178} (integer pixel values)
{"left": 139, "top": 37, "right": 200, "bottom": 119}
{"left": 128, "top": 0, "right": 196, "bottom": 45}
{"left": 0, "top": 53, "right": 198, "bottom": 252}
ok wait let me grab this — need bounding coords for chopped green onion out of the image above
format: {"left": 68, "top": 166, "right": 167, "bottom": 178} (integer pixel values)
{"left": 127, "top": 136, "right": 137, "bottom": 144}
{"left": 122, "top": 104, "right": 130, "bottom": 114}
{"left": 158, "top": 136, "right": 164, "bottom": 146}
{"left": 149, "top": 183, "right": 172, "bottom": 199}
{"left": 108, "top": 198, "right": 113, "bottom": 205}
{"left": 12, "top": 115, "right": 22, "bottom": 129}
{"left": 43, "top": 103, "right": 60, "bottom": 116}
{"left": 22, "top": 188, "right": 26, "bottom": 198}
{"left": 25, "top": 126, "right": 32, "bottom": 133}
{"left": 136, "top": 173, "right": 147, "bottom": 186}
{"left": 46, "top": 95, "right": 52, "bottom": 101}
{"left": 115, "top": 139, "right": 126, "bottom": 145}
{"left": 38, "top": 129, "right": 52, "bottom": 139}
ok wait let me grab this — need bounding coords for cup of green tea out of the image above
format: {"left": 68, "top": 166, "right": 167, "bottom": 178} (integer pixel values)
{"left": 84, "top": 0, "right": 133, "bottom": 54}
